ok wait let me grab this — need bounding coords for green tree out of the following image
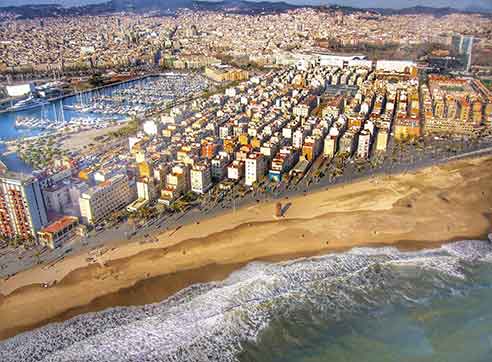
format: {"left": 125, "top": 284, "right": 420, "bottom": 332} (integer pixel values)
{"left": 89, "top": 73, "right": 105, "bottom": 88}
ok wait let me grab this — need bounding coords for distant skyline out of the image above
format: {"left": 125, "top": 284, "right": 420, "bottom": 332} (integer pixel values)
{"left": 2, "top": 0, "right": 492, "bottom": 11}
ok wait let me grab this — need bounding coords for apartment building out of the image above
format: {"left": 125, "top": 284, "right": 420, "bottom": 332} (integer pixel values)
{"left": 356, "top": 130, "right": 371, "bottom": 159}
{"left": 160, "top": 164, "right": 190, "bottom": 204}
{"left": 137, "top": 178, "right": 158, "bottom": 201}
{"left": 268, "top": 147, "right": 298, "bottom": 182}
{"left": 227, "top": 160, "right": 245, "bottom": 181}
{"left": 375, "top": 129, "right": 389, "bottom": 152}
{"left": 324, "top": 134, "right": 338, "bottom": 158}
{"left": 191, "top": 163, "right": 212, "bottom": 194}
{"left": 79, "top": 174, "right": 135, "bottom": 225}
{"left": 211, "top": 152, "right": 230, "bottom": 180}
{"left": 245, "top": 153, "right": 268, "bottom": 186}
{"left": 0, "top": 172, "right": 48, "bottom": 241}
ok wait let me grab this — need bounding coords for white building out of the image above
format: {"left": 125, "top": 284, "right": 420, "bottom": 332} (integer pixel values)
{"left": 293, "top": 129, "right": 305, "bottom": 149}
{"left": 293, "top": 104, "right": 310, "bottom": 118}
{"left": 161, "top": 114, "right": 177, "bottom": 124}
{"left": 282, "top": 126, "right": 293, "bottom": 139}
{"left": 143, "top": 120, "right": 162, "bottom": 136}
{"left": 348, "top": 59, "right": 373, "bottom": 68}
{"left": 56, "top": 181, "right": 87, "bottom": 217}
{"left": 94, "top": 169, "right": 122, "bottom": 184}
{"left": 356, "top": 130, "right": 371, "bottom": 159}
{"left": 137, "top": 179, "right": 157, "bottom": 201}
{"left": 318, "top": 54, "right": 367, "bottom": 68}
{"left": 6, "top": 83, "right": 34, "bottom": 97}
{"left": 128, "top": 136, "right": 142, "bottom": 151}
{"left": 43, "top": 183, "right": 70, "bottom": 213}
{"left": 219, "top": 125, "right": 232, "bottom": 139}
{"left": 260, "top": 142, "right": 279, "bottom": 158}
{"left": 323, "top": 135, "right": 338, "bottom": 158}
{"left": 225, "top": 87, "right": 237, "bottom": 97}
{"left": 79, "top": 174, "right": 135, "bottom": 225}
{"left": 376, "top": 60, "right": 416, "bottom": 73}
{"left": 190, "top": 163, "right": 212, "bottom": 194}
{"left": 245, "top": 153, "right": 268, "bottom": 186}
{"left": 227, "top": 160, "right": 244, "bottom": 180}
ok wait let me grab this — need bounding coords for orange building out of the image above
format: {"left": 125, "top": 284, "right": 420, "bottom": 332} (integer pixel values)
{"left": 223, "top": 137, "right": 237, "bottom": 154}
{"left": 394, "top": 118, "right": 421, "bottom": 140}
{"left": 348, "top": 116, "right": 364, "bottom": 128}
{"left": 302, "top": 142, "right": 315, "bottom": 161}
{"left": 460, "top": 100, "right": 471, "bottom": 122}
{"left": 0, "top": 173, "right": 48, "bottom": 241}
{"left": 472, "top": 101, "right": 483, "bottom": 126}
{"left": 239, "top": 133, "right": 250, "bottom": 146}
{"left": 78, "top": 168, "right": 92, "bottom": 181}
{"left": 38, "top": 216, "right": 80, "bottom": 249}
{"left": 251, "top": 137, "right": 261, "bottom": 149}
{"left": 138, "top": 161, "right": 153, "bottom": 178}
{"left": 201, "top": 141, "right": 218, "bottom": 159}
{"left": 205, "top": 65, "right": 249, "bottom": 82}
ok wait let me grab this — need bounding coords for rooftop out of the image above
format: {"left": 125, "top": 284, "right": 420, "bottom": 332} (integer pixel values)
{"left": 40, "top": 216, "right": 78, "bottom": 235}
{"left": 0, "top": 170, "right": 35, "bottom": 184}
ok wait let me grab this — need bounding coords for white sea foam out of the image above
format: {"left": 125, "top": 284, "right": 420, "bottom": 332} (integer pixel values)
{"left": 1, "top": 240, "right": 491, "bottom": 362}
{"left": 442, "top": 239, "right": 492, "bottom": 259}
{"left": 347, "top": 246, "right": 400, "bottom": 255}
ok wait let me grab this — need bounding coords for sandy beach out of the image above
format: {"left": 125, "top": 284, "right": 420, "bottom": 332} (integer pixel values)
{"left": 58, "top": 124, "right": 126, "bottom": 152}
{"left": 1, "top": 155, "right": 491, "bottom": 340}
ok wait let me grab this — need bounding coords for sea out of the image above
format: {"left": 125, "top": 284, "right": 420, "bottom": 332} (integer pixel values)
{"left": 1, "top": 239, "right": 492, "bottom": 362}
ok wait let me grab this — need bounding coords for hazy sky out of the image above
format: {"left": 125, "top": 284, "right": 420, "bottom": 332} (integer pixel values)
{"left": 2, "top": 0, "right": 491, "bottom": 10}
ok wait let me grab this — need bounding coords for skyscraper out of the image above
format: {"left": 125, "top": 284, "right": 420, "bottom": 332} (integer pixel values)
{"left": 0, "top": 172, "right": 48, "bottom": 241}
{"left": 451, "top": 34, "right": 473, "bottom": 72}
{"left": 451, "top": 34, "right": 463, "bottom": 54}
{"left": 462, "top": 35, "right": 474, "bottom": 72}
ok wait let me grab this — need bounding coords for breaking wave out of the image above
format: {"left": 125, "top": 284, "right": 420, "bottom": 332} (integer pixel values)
{"left": 1, "top": 240, "right": 492, "bottom": 362}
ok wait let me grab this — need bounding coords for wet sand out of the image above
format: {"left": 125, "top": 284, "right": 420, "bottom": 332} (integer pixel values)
{"left": 1, "top": 155, "right": 492, "bottom": 340}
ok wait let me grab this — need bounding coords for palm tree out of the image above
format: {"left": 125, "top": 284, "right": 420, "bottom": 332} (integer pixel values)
{"left": 34, "top": 250, "right": 42, "bottom": 264}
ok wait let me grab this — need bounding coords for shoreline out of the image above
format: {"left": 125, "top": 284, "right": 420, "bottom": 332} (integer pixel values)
{"left": 1, "top": 155, "right": 492, "bottom": 341}
{"left": 0, "top": 235, "right": 486, "bottom": 341}
{"left": 0, "top": 237, "right": 478, "bottom": 341}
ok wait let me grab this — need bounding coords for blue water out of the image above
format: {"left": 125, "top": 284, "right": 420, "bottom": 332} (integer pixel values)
{"left": 240, "top": 265, "right": 492, "bottom": 362}
{"left": 0, "top": 78, "right": 149, "bottom": 141}
{"left": 1, "top": 240, "right": 492, "bottom": 362}
{"left": 0, "top": 73, "right": 206, "bottom": 171}
{"left": 0, "top": 143, "right": 32, "bottom": 173}
{"left": 0, "top": 73, "right": 203, "bottom": 141}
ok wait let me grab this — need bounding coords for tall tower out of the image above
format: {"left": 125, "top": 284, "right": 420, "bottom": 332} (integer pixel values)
{"left": 451, "top": 34, "right": 473, "bottom": 72}
{"left": 0, "top": 173, "right": 48, "bottom": 241}
{"left": 462, "top": 36, "right": 474, "bottom": 72}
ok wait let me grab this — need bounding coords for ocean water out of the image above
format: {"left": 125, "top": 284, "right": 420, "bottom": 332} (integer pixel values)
{"left": 1, "top": 240, "right": 492, "bottom": 362}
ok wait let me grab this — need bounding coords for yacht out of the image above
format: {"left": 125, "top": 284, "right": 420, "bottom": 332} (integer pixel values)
{"left": 9, "top": 97, "right": 49, "bottom": 112}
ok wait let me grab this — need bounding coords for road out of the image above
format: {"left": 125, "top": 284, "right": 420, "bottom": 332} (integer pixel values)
{"left": 2, "top": 140, "right": 492, "bottom": 279}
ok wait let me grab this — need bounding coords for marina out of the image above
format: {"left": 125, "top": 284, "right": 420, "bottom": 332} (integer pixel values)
{"left": 0, "top": 73, "right": 209, "bottom": 140}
